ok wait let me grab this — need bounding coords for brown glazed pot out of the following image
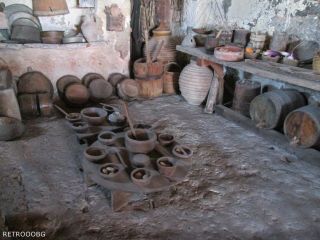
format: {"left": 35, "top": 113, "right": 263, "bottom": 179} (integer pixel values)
{"left": 81, "top": 107, "right": 108, "bottom": 125}
{"left": 100, "top": 163, "right": 129, "bottom": 183}
{"left": 124, "top": 128, "right": 157, "bottom": 154}
{"left": 84, "top": 146, "right": 107, "bottom": 163}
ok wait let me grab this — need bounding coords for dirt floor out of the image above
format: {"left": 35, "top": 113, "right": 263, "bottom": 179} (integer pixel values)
{"left": 1, "top": 95, "right": 320, "bottom": 240}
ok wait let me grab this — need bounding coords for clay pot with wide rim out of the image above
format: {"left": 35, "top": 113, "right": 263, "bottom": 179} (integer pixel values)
{"left": 172, "top": 145, "right": 193, "bottom": 159}
{"left": 70, "top": 121, "right": 89, "bottom": 133}
{"left": 84, "top": 146, "right": 107, "bottom": 163}
{"left": 124, "top": 128, "right": 157, "bottom": 154}
{"left": 81, "top": 107, "right": 108, "bottom": 125}
{"left": 98, "top": 131, "right": 117, "bottom": 146}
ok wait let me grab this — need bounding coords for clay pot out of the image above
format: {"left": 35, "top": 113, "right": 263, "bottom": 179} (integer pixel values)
{"left": 56, "top": 75, "right": 81, "bottom": 97}
{"left": 158, "top": 133, "right": 175, "bottom": 146}
{"left": 0, "top": 117, "right": 25, "bottom": 141}
{"left": 117, "top": 79, "right": 139, "bottom": 101}
{"left": 100, "top": 163, "right": 129, "bottom": 183}
{"left": 88, "top": 79, "right": 113, "bottom": 102}
{"left": 82, "top": 73, "right": 105, "bottom": 87}
{"left": 205, "top": 35, "right": 220, "bottom": 54}
{"left": 124, "top": 129, "right": 157, "bottom": 154}
{"left": 70, "top": 121, "right": 89, "bottom": 133}
{"left": 64, "top": 83, "right": 90, "bottom": 106}
{"left": 18, "top": 70, "right": 53, "bottom": 98}
{"left": 65, "top": 113, "right": 81, "bottom": 122}
{"left": 102, "top": 104, "right": 119, "bottom": 115}
{"left": 81, "top": 15, "right": 102, "bottom": 42}
{"left": 81, "top": 107, "right": 108, "bottom": 125}
{"left": 108, "top": 73, "right": 127, "bottom": 87}
{"left": 163, "top": 62, "right": 180, "bottom": 94}
{"left": 172, "top": 145, "right": 193, "bottom": 159}
{"left": 131, "top": 168, "right": 169, "bottom": 189}
{"left": 156, "top": 157, "right": 187, "bottom": 180}
{"left": 179, "top": 60, "right": 213, "bottom": 105}
{"left": 98, "top": 131, "right": 117, "bottom": 146}
{"left": 84, "top": 146, "right": 107, "bottom": 163}
{"left": 214, "top": 46, "right": 244, "bottom": 62}
{"left": 131, "top": 154, "right": 153, "bottom": 169}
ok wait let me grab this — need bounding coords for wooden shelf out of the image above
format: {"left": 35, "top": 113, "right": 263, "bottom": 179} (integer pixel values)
{"left": 176, "top": 45, "right": 320, "bottom": 92}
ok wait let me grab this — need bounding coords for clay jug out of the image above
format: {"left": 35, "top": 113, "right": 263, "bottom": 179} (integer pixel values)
{"left": 81, "top": 15, "right": 103, "bottom": 42}
{"left": 179, "top": 60, "right": 213, "bottom": 105}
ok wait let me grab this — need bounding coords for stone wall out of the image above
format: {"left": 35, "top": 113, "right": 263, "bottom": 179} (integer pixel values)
{"left": 172, "top": 0, "right": 320, "bottom": 43}
{"left": 0, "top": 0, "right": 131, "bottom": 88}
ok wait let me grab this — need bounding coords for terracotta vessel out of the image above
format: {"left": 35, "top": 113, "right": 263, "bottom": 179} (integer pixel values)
{"left": 65, "top": 113, "right": 81, "bottom": 122}
{"left": 131, "top": 168, "right": 170, "bottom": 189}
{"left": 124, "top": 128, "right": 157, "bottom": 154}
{"left": 117, "top": 79, "right": 139, "bottom": 101}
{"left": 144, "top": 35, "right": 177, "bottom": 63}
{"left": 82, "top": 73, "right": 105, "bottom": 87}
{"left": 158, "top": 133, "right": 175, "bottom": 146}
{"left": 100, "top": 163, "right": 129, "bottom": 183}
{"left": 179, "top": 60, "right": 213, "bottom": 105}
{"left": 214, "top": 46, "right": 244, "bottom": 62}
{"left": 156, "top": 157, "right": 187, "bottom": 180}
{"left": 88, "top": 79, "right": 113, "bottom": 102}
{"left": 98, "top": 131, "right": 117, "bottom": 146}
{"left": 56, "top": 75, "right": 81, "bottom": 98}
{"left": 64, "top": 83, "right": 90, "bottom": 106}
{"left": 172, "top": 145, "right": 193, "bottom": 159}
{"left": 70, "top": 121, "right": 89, "bottom": 133}
{"left": 81, "top": 107, "right": 108, "bottom": 125}
{"left": 84, "top": 146, "right": 107, "bottom": 163}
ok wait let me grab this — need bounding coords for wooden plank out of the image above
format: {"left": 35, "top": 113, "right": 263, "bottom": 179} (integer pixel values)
{"left": 204, "top": 75, "right": 219, "bottom": 113}
{"left": 176, "top": 45, "right": 320, "bottom": 91}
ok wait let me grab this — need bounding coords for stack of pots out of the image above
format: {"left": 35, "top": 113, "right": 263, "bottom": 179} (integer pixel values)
{"left": 17, "top": 68, "right": 54, "bottom": 118}
{"left": 4, "top": 3, "right": 42, "bottom": 43}
{"left": 134, "top": 58, "right": 164, "bottom": 98}
{"left": 179, "top": 60, "right": 213, "bottom": 105}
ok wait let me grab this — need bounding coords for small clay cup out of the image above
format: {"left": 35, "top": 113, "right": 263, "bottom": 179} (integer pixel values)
{"left": 84, "top": 146, "right": 107, "bottom": 163}
{"left": 98, "top": 131, "right": 117, "bottom": 146}
{"left": 65, "top": 112, "right": 81, "bottom": 122}
{"left": 158, "top": 133, "right": 175, "bottom": 146}
{"left": 172, "top": 145, "right": 193, "bottom": 159}
{"left": 130, "top": 168, "right": 153, "bottom": 188}
{"left": 70, "top": 121, "right": 89, "bottom": 133}
{"left": 157, "top": 157, "right": 176, "bottom": 177}
{"left": 81, "top": 107, "right": 108, "bottom": 125}
{"left": 100, "top": 163, "right": 129, "bottom": 182}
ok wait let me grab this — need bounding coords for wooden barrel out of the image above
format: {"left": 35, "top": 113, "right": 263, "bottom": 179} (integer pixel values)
{"left": 232, "top": 80, "right": 261, "bottom": 117}
{"left": 64, "top": 82, "right": 90, "bottom": 106}
{"left": 284, "top": 105, "right": 320, "bottom": 148}
{"left": 163, "top": 62, "right": 180, "bottom": 94}
{"left": 18, "top": 94, "right": 39, "bottom": 118}
{"left": 88, "top": 78, "right": 113, "bottom": 102}
{"left": 133, "top": 58, "right": 163, "bottom": 79}
{"left": 38, "top": 93, "right": 53, "bottom": 117}
{"left": 250, "top": 89, "right": 306, "bottom": 129}
{"left": 117, "top": 79, "right": 139, "bottom": 101}
{"left": 136, "top": 75, "right": 163, "bottom": 98}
